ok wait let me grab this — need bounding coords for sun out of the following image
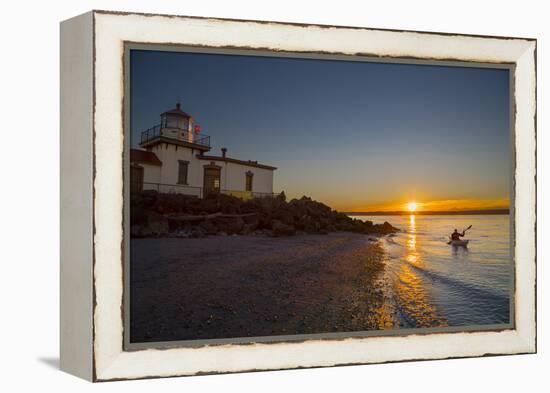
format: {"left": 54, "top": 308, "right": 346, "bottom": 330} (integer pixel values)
{"left": 407, "top": 202, "right": 418, "bottom": 212}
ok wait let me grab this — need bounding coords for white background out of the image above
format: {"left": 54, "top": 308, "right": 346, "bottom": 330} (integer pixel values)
{"left": 0, "top": 0, "right": 546, "bottom": 391}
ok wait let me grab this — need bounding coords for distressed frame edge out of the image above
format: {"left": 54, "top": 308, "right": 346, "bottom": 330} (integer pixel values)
{"left": 91, "top": 11, "right": 537, "bottom": 381}
{"left": 59, "top": 10, "right": 95, "bottom": 381}
{"left": 92, "top": 9, "right": 538, "bottom": 42}
{"left": 512, "top": 40, "right": 537, "bottom": 353}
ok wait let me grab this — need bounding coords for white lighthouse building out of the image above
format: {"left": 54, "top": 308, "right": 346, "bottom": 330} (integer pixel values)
{"left": 130, "top": 102, "right": 277, "bottom": 198}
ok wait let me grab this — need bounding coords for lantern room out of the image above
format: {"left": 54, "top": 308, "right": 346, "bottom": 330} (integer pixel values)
{"left": 160, "top": 102, "right": 191, "bottom": 130}
{"left": 140, "top": 102, "right": 210, "bottom": 149}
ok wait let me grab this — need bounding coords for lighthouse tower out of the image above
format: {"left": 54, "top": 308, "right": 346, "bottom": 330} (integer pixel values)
{"left": 139, "top": 101, "right": 210, "bottom": 151}
{"left": 159, "top": 102, "right": 195, "bottom": 143}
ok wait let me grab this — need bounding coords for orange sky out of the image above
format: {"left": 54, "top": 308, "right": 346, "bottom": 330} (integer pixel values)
{"left": 348, "top": 198, "right": 510, "bottom": 213}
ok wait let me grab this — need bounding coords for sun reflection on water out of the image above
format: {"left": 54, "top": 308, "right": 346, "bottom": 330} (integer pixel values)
{"left": 406, "top": 215, "right": 419, "bottom": 266}
{"left": 407, "top": 215, "right": 416, "bottom": 251}
{"left": 393, "top": 214, "right": 447, "bottom": 327}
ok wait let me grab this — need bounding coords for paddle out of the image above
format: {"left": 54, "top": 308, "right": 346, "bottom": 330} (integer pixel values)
{"left": 447, "top": 225, "right": 472, "bottom": 244}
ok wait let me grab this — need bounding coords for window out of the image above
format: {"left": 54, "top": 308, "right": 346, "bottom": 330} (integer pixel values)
{"left": 245, "top": 171, "right": 253, "bottom": 192}
{"left": 178, "top": 160, "right": 189, "bottom": 184}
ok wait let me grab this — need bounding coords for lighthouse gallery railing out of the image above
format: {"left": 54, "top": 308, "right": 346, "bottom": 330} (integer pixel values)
{"left": 140, "top": 124, "right": 211, "bottom": 148}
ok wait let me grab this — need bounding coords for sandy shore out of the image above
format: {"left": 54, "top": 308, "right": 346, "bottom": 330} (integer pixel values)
{"left": 130, "top": 232, "right": 394, "bottom": 343}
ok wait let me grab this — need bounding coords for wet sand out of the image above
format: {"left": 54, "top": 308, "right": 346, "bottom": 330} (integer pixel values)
{"left": 130, "top": 232, "right": 394, "bottom": 343}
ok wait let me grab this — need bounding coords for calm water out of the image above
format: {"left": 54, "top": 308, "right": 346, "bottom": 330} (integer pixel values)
{"left": 351, "top": 214, "right": 512, "bottom": 328}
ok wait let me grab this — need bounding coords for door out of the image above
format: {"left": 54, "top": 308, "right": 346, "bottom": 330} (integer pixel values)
{"left": 203, "top": 166, "right": 221, "bottom": 196}
{"left": 130, "top": 166, "right": 144, "bottom": 193}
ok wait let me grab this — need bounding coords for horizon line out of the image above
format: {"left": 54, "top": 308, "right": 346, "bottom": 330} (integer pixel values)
{"left": 344, "top": 208, "right": 510, "bottom": 216}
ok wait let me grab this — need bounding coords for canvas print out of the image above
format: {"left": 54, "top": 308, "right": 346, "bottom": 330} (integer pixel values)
{"left": 128, "top": 49, "right": 512, "bottom": 345}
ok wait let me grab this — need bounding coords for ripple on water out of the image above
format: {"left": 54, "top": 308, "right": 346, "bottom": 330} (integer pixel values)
{"left": 353, "top": 214, "right": 512, "bottom": 328}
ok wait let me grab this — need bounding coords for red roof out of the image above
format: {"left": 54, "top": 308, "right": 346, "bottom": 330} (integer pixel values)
{"left": 130, "top": 149, "right": 162, "bottom": 166}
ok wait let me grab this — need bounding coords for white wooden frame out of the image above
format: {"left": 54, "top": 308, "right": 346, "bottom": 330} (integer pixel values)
{"left": 60, "top": 10, "right": 536, "bottom": 382}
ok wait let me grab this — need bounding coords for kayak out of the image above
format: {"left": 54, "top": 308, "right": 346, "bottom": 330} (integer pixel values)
{"left": 448, "top": 239, "right": 469, "bottom": 247}
{"left": 447, "top": 225, "right": 472, "bottom": 247}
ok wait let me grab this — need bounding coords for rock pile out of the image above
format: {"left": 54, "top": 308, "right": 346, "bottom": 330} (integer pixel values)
{"left": 130, "top": 190, "right": 398, "bottom": 238}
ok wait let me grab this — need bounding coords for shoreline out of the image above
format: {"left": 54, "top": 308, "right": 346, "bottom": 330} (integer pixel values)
{"left": 130, "top": 232, "right": 394, "bottom": 343}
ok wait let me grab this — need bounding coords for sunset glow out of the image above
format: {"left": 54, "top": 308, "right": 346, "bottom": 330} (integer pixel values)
{"left": 346, "top": 198, "right": 510, "bottom": 213}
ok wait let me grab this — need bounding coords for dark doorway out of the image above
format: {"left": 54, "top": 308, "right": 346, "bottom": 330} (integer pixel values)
{"left": 130, "top": 166, "right": 144, "bottom": 193}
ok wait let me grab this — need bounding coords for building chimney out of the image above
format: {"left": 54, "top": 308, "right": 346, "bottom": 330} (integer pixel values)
{"left": 221, "top": 147, "right": 227, "bottom": 158}
{"left": 176, "top": 102, "right": 181, "bottom": 110}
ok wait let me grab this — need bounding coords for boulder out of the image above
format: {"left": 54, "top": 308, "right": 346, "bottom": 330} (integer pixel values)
{"left": 130, "top": 205, "right": 147, "bottom": 226}
{"left": 198, "top": 219, "right": 218, "bottom": 235}
{"left": 146, "top": 211, "right": 169, "bottom": 236}
{"left": 271, "top": 220, "right": 296, "bottom": 237}
{"left": 241, "top": 223, "right": 256, "bottom": 234}
{"left": 189, "top": 227, "right": 207, "bottom": 238}
{"left": 379, "top": 221, "right": 398, "bottom": 234}
{"left": 215, "top": 217, "right": 245, "bottom": 235}
{"left": 243, "top": 213, "right": 260, "bottom": 226}
{"left": 303, "top": 218, "right": 321, "bottom": 234}
{"left": 273, "top": 208, "right": 294, "bottom": 226}
{"left": 199, "top": 196, "right": 220, "bottom": 213}
{"left": 141, "top": 189, "right": 159, "bottom": 207}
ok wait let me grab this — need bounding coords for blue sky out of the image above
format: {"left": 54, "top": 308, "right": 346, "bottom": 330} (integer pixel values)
{"left": 130, "top": 50, "right": 510, "bottom": 211}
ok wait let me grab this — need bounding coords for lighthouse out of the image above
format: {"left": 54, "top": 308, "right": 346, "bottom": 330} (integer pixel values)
{"left": 132, "top": 101, "right": 276, "bottom": 198}
{"left": 158, "top": 102, "right": 196, "bottom": 144}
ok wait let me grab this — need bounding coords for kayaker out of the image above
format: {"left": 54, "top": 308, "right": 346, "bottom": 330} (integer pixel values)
{"left": 451, "top": 228, "right": 466, "bottom": 241}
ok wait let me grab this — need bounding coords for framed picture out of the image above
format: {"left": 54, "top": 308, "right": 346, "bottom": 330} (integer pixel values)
{"left": 60, "top": 10, "right": 536, "bottom": 381}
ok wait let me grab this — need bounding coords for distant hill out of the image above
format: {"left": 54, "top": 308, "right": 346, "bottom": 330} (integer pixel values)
{"left": 345, "top": 209, "right": 510, "bottom": 216}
